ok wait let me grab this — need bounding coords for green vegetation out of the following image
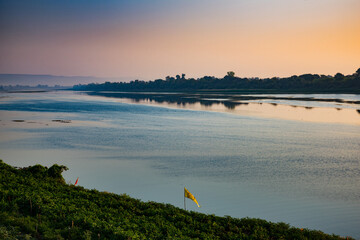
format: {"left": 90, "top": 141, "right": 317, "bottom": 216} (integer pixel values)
{"left": 0, "top": 160, "right": 353, "bottom": 239}
{"left": 73, "top": 68, "right": 360, "bottom": 93}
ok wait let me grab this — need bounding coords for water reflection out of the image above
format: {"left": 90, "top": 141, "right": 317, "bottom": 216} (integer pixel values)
{"left": 85, "top": 91, "right": 360, "bottom": 108}
{"left": 83, "top": 92, "right": 360, "bottom": 125}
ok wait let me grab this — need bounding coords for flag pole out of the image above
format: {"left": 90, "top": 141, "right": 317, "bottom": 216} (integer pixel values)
{"left": 184, "top": 187, "right": 186, "bottom": 210}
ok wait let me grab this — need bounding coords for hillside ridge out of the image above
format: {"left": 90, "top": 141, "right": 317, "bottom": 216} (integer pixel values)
{"left": 0, "top": 160, "right": 353, "bottom": 239}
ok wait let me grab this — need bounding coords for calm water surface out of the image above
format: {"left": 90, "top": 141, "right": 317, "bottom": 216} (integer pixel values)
{"left": 0, "top": 91, "right": 359, "bottom": 238}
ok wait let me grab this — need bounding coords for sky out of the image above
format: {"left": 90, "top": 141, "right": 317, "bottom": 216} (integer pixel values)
{"left": 0, "top": 0, "right": 359, "bottom": 81}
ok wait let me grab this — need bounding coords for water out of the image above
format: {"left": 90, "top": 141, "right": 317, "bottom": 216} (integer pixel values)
{"left": 0, "top": 91, "right": 359, "bottom": 239}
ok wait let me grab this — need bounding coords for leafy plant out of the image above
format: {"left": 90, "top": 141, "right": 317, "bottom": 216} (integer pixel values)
{"left": 0, "top": 160, "right": 354, "bottom": 239}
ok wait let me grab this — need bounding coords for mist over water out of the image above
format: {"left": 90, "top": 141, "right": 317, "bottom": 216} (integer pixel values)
{"left": 0, "top": 91, "right": 359, "bottom": 238}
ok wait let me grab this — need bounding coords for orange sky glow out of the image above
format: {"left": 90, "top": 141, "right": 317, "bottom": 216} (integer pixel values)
{"left": 0, "top": 0, "right": 359, "bottom": 81}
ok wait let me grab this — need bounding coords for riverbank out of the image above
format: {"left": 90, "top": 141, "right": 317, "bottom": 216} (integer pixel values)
{"left": 0, "top": 160, "right": 353, "bottom": 239}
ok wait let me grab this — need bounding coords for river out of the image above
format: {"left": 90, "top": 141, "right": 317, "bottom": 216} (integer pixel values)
{"left": 0, "top": 90, "right": 359, "bottom": 238}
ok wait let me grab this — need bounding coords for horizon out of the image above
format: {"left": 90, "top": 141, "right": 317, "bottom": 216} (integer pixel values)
{"left": 1, "top": 0, "right": 359, "bottom": 83}
{"left": 1, "top": 67, "right": 359, "bottom": 87}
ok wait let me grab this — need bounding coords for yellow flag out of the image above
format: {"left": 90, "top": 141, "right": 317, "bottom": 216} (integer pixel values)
{"left": 184, "top": 187, "right": 200, "bottom": 207}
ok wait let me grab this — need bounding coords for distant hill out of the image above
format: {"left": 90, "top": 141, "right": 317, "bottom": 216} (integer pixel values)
{"left": 0, "top": 74, "right": 125, "bottom": 87}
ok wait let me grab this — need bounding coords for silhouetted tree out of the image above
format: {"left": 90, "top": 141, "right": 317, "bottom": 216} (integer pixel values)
{"left": 227, "top": 71, "right": 235, "bottom": 78}
{"left": 334, "top": 73, "right": 344, "bottom": 80}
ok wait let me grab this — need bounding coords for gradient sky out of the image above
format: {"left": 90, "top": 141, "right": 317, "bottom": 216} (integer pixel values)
{"left": 0, "top": 0, "right": 359, "bottom": 80}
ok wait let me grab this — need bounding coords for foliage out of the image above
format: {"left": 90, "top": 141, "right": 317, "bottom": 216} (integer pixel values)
{"left": 0, "top": 160, "right": 354, "bottom": 239}
{"left": 73, "top": 68, "right": 360, "bottom": 93}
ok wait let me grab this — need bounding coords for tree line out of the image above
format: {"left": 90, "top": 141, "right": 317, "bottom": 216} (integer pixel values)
{"left": 73, "top": 68, "right": 360, "bottom": 92}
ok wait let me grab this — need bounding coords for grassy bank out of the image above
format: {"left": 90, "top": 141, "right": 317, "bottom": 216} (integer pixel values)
{"left": 0, "top": 160, "right": 353, "bottom": 239}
